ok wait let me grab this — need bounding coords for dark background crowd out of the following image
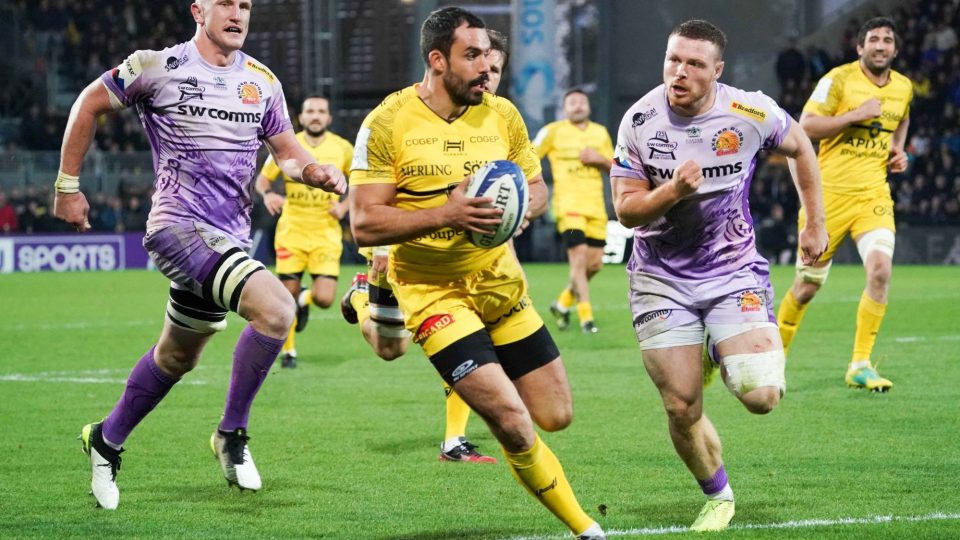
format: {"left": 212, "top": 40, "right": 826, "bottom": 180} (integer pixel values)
{"left": 1, "top": 0, "right": 958, "bottom": 265}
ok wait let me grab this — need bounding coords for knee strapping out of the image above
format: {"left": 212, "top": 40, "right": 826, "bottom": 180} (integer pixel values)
{"left": 722, "top": 350, "right": 786, "bottom": 398}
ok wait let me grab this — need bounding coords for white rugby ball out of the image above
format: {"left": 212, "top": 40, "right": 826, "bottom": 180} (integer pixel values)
{"left": 465, "top": 160, "right": 529, "bottom": 248}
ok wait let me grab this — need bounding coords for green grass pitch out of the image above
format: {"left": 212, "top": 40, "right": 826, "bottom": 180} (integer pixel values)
{"left": 1, "top": 263, "right": 958, "bottom": 539}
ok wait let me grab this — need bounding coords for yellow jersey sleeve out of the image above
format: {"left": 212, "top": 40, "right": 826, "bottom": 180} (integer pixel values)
{"left": 532, "top": 123, "right": 556, "bottom": 160}
{"left": 804, "top": 65, "right": 846, "bottom": 117}
{"left": 351, "top": 91, "right": 406, "bottom": 186}
{"left": 598, "top": 127, "right": 615, "bottom": 161}
{"left": 501, "top": 100, "right": 542, "bottom": 180}
{"left": 259, "top": 154, "right": 282, "bottom": 181}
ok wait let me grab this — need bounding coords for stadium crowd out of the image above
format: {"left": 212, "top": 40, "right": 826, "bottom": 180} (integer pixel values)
{"left": 1, "top": 0, "right": 958, "bottom": 248}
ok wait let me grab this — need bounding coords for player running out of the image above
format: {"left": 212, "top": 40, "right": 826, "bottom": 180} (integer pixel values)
{"left": 54, "top": 0, "right": 344, "bottom": 509}
{"left": 611, "top": 20, "right": 827, "bottom": 531}
{"left": 776, "top": 16, "right": 911, "bottom": 392}
{"left": 255, "top": 96, "right": 353, "bottom": 369}
{"left": 348, "top": 8, "right": 605, "bottom": 538}
{"left": 534, "top": 88, "right": 614, "bottom": 334}
{"left": 339, "top": 29, "right": 511, "bottom": 465}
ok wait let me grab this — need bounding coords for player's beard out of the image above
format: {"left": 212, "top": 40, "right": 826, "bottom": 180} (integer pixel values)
{"left": 444, "top": 70, "right": 487, "bottom": 107}
{"left": 864, "top": 54, "right": 893, "bottom": 77}
{"left": 305, "top": 125, "right": 326, "bottom": 137}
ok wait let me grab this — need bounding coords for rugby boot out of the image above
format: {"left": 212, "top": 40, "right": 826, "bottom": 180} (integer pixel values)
{"left": 211, "top": 428, "right": 262, "bottom": 490}
{"left": 340, "top": 272, "right": 368, "bottom": 325}
{"left": 690, "top": 499, "right": 735, "bottom": 532}
{"left": 79, "top": 422, "right": 122, "bottom": 510}
{"left": 438, "top": 437, "right": 497, "bottom": 464}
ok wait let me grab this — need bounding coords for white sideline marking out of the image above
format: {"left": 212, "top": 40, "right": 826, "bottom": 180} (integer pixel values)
{"left": 0, "top": 319, "right": 157, "bottom": 332}
{"left": 504, "top": 512, "right": 960, "bottom": 539}
{"left": 893, "top": 335, "right": 960, "bottom": 343}
{"left": 0, "top": 368, "right": 208, "bottom": 385}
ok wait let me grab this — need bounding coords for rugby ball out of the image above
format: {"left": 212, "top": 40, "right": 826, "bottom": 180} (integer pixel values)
{"left": 464, "top": 160, "right": 529, "bottom": 248}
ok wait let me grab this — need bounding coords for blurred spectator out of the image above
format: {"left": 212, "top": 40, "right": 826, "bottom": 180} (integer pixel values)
{"left": 121, "top": 195, "right": 148, "bottom": 231}
{"left": 0, "top": 191, "right": 17, "bottom": 233}
{"left": 776, "top": 37, "right": 807, "bottom": 90}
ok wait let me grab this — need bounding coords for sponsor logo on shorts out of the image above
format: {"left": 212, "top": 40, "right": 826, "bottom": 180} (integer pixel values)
{"left": 737, "top": 290, "right": 764, "bottom": 312}
{"left": 711, "top": 127, "right": 744, "bottom": 156}
{"left": 637, "top": 309, "right": 671, "bottom": 325}
{"left": 237, "top": 81, "right": 263, "bottom": 105}
{"left": 276, "top": 246, "right": 291, "bottom": 259}
{"left": 451, "top": 359, "right": 478, "bottom": 382}
{"left": 486, "top": 295, "right": 531, "bottom": 325}
{"left": 873, "top": 204, "right": 893, "bottom": 216}
{"left": 415, "top": 313, "right": 454, "bottom": 343}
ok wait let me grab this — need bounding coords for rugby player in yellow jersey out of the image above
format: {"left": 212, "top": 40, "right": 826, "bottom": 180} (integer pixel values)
{"left": 777, "top": 17, "right": 911, "bottom": 392}
{"left": 534, "top": 89, "right": 614, "bottom": 334}
{"left": 348, "top": 7, "right": 604, "bottom": 539}
{"left": 340, "top": 30, "right": 510, "bottom": 464}
{"left": 255, "top": 96, "right": 353, "bottom": 368}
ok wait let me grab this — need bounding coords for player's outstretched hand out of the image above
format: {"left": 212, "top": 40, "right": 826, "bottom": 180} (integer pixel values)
{"left": 888, "top": 147, "right": 908, "bottom": 173}
{"left": 798, "top": 222, "right": 828, "bottom": 265}
{"left": 444, "top": 177, "right": 502, "bottom": 235}
{"left": 54, "top": 192, "right": 91, "bottom": 232}
{"left": 671, "top": 160, "right": 703, "bottom": 198}
{"left": 302, "top": 163, "right": 347, "bottom": 195}
{"left": 854, "top": 97, "right": 882, "bottom": 121}
{"left": 263, "top": 192, "right": 285, "bottom": 216}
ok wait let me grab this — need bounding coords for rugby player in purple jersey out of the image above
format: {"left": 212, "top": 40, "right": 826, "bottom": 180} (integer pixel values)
{"left": 611, "top": 20, "right": 828, "bottom": 531}
{"left": 53, "top": 0, "right": 345, "bottom": 509}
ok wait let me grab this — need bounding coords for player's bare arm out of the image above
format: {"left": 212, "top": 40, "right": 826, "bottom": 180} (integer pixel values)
{"left": 799, "top": 97, "right": 882, "bottom": 141}
{"left": 350, "top": 179, "right": 502, "bottom": 247}
{"left": 888, "top": 114, "right": 910, "bottom": 173}
{"left": 579, "top": 147, "right": 612, "bottom": 172}
{"left": 264, "top": 130, "right": 346, "bottom": 195}
{"left": 612, "top": 159, "right": 702, "bottom": 228}
{"left": 777, "top": 121, "right": 828, "bottom": 264}
{"left": 254, "top": 173, "right": 285, "bottom": 216}
{"left": 54, "top": 80, "right": 116, "bottom": 232}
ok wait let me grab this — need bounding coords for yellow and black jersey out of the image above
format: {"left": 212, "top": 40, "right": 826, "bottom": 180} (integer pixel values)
{"left": 532, "top": 120, "right": 613, "bottom": 219}
{"left": 350, "top": 85, "right": 541, "bottom": 281}
{"left": 260, "top": 130, "right": 353, "bottom": 235}
{"left": 804, "top": 61, "right": 912, "bottom": 195}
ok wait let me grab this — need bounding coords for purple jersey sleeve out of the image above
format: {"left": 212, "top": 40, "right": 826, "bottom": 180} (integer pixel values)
{"left": 100, "top": 50, "right": 159, "bottom": 108}
{"left": 260, "top": 83, "right": 292, "bottom": 139}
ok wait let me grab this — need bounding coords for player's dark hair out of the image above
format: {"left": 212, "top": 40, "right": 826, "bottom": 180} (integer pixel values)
{"left": 420, "top": 6, "right": 486, "bottom": 65}
{"left": 302, "top": 95, "right": 329, "bottom": 106}
{"left": 563, "top": 87, "right": 588, "bottom": 101}
{"left": 857, "top": 16, "right": 900, "bottom": 50}
{"left": 670, "top": 19, "right": 727, "bottom": 59}
{"left": 487, "top": 29, "right": 509, "bottom": 70}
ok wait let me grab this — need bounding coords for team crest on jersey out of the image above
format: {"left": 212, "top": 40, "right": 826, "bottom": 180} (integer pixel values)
{"left": 646, "top": 131, "right": 677, "bottom": 160}
{"left": 736, "top": 290, "right": 764, "bottom": 312}
{"left": 214, "top": 76, "right": 227, "bottom": 91}
{"left": 177, "top": 77, "right": 205, "bottom": 101}
{"left": 237, "top": 81, "right": 263, "bottom": 105}
{"left": 711, "top": 127, "right": 744, "bottom": 156}
{"left": 685, "top": 126, "right": 703, "bottom": 143}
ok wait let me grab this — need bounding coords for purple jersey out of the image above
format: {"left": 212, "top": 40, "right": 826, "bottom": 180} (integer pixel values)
{"left": 101, "top": 40, "right": 292, "bottom": 245}
{"left": 611, "top": 82, "right": 791, "bottom": 281}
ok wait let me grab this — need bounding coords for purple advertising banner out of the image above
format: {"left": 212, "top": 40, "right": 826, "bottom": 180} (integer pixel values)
{"left": 0, "top": 233, "right": 150, "bottom": 273}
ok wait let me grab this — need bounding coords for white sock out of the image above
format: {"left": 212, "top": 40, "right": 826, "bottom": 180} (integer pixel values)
{"left": 442, "top": 436, "right": 464, "bottom": 452}
{"left": 707, "top": 484, "right": 734, "bottom": 502}
{"left": 575, "top": 522, "right": 604, "bottom": 538}
{"left": 297, "top": 289, "right": 310, "bottom": 308}
{"left": 848, "top": 359, "right": 870, "bottom": 371}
